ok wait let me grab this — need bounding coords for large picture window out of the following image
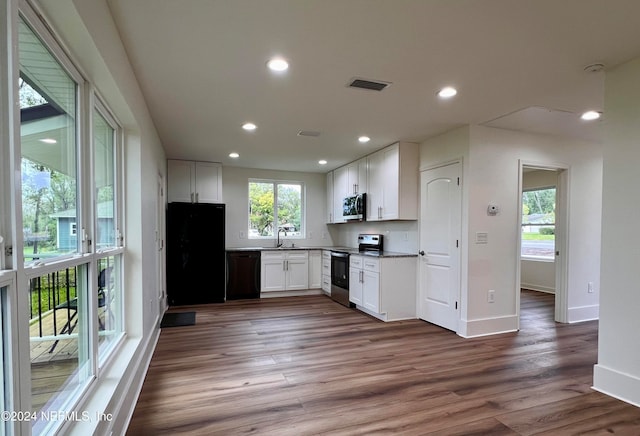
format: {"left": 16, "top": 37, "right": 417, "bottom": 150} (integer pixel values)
{"left": 249, "top": 180, "right": 304, "bottom": 239}
{"left": 521, "top": 187, "right": 556, "bottom": 259}
{"left": 16, "top": 9, "right": 125, "bottom": 432}
{"left": 19, "top": 17, "right": 78, "bottom": 264}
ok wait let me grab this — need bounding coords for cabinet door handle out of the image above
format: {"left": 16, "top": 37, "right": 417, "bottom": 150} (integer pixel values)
{"left": 191, "top": 192, "right": 194, "bottom": 203}
{"left": 195, "top": 192, "right": 199, "bottom": 203}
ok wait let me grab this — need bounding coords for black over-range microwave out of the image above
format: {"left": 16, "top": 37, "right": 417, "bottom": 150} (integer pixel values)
{"left": 343, "top": 193, "right": 366, "bottom": 221}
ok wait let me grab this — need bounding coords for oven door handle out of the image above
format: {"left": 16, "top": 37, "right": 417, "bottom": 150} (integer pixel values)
{"left": 330, "top": 251, "right": 350, "bottom": 258}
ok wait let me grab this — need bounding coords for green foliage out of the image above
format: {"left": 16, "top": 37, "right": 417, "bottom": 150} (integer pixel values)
{"left": 539, "top": 227, "right": 555, "bottom": 235}
{"left": 22, "top": 159, "right": 77, "bottom": 255}
{"left": 277, "top": 184, "right": 301, "bottom": 232}
{"left": 248, "top": 182, "right": 302, "bottom": 237}
{"left": 522, "top": 188, "right": 556, "bottom": 217}
{"left": 522, "top": 232, "right": 555, "bottom": 241}
{"left": 19, "top": 77, "right": 47, "bottom": 108}
{"left": 249, "top": 182, "right": 274, "bottom": 236}
{"left": 29, "top": 268, "right": 77, "bottom": 319}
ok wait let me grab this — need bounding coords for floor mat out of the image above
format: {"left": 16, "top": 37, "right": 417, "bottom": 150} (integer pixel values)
{"left": 160, "top": 311, "right": 196, "bottom": 328}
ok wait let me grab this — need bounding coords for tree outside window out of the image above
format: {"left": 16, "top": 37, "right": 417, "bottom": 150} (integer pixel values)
{"left": 249, "top": 181, "right": 303, "bottom": 238}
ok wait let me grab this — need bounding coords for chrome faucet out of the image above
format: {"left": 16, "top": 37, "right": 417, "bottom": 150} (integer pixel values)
{"left": 276, "top": 228, "right": 286, "bottom": 248}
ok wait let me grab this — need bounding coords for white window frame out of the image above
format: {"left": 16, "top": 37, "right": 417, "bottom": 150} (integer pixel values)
{"left": 248, "top": 179, "right": 306, "bottom": 240}
{"left": 15, "top": 5, "right": 126, "bottom": 433}
{"left": 19, "top": 5, "right": 86, "bottom": 268}
{"left": 92, "top": 94, "right": 125, "bottom": 367}
{"left": 521, "top": 186, "right": 556, "bottom": 261}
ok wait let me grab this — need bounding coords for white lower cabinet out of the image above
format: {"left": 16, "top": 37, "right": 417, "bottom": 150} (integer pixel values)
{"left": 308, "top": 250, "right": 322, "bottom": 289}
{"left": 349, "top": 254, "right": 416, "bottom": 321}
{"left": 321, "top": 250, "right": 331, "bottom": 294}
{"left": 350, "top": 255, "right": 378, "bottom": 309}
{"left": 261, "top": 250, "right": 309, "bottom": 292}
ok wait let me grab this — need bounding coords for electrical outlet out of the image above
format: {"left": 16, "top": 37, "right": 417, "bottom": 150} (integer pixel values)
{"left": 488, "top": 289, "right": 495, "bottom": 303}
{"left": 588, "top": 282, "right": 594, "bottom": 293}
{"left": 239, "top": 231, "right": 245, "bottom": 239}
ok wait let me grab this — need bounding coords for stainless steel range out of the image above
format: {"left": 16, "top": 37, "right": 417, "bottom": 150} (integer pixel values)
{"left": 357, "top": 233, "right": 384, "bottom": 254}
{"left": 330, "top": 234, "right": 383, "bottom": 307}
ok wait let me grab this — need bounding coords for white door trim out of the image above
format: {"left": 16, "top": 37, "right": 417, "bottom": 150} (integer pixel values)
{"left": 418, "top": 160, "right": 462, "bottom": 333}
{"left": 517, "top": 160, "right": 570, "bottom": 326}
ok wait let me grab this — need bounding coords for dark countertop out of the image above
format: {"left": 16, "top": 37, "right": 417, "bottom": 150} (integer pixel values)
{"left": 225, "top": 246, "right": 417, "bottom": 258}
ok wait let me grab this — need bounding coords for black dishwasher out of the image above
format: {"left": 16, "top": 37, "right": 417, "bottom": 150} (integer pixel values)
{"left": 226, "top": 251, "right": 261, "bottom": 300}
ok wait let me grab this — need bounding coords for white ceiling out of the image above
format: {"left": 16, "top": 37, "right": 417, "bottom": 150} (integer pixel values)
{"left": 106, "top": 0, "right": 640, "bottom": 173}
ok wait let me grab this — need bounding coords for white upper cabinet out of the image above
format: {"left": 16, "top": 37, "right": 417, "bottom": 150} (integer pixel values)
{"left": 167, "top": 160, "right": 222, "bottom": 203}
{"left": 346, "top": 158, "right": 368, "bottom": 196}
{"left": 366, "top": 142, "right": 418, "bottom": 221}
{"left": 333, "top": 165, "right": 348, "bottom": 222}
{"left": 332, "top": 158, "right": 368, "bottom": 223}
{"left": 326, "top": 171, "right": 334, "bottom": 223}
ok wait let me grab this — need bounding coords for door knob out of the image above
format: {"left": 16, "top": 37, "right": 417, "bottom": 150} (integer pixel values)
{"left": 419, "top": 250, "right": 425, "bottom": 256}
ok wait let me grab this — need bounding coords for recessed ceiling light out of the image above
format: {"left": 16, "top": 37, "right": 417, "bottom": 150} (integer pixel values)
{"left": 267, "top": 57, "right": 289, "bottom": 72}
{"left": 318, "top": 160, "right": 327, "bottom": 165}
{"left": 438, "top": 86, "right": 457, "bottom": 98}
{"left": 580, "top": 110, "right": 601, "bottom": 121}
{"left": 358, "top": 136, "right": 370, "bottom": 143}
{"left": 39, "top": 138, "right": 57, "bottom": 144}
{"left": 229, "top": 152, "right": 239, "bottom": 158}
{"left": 242, "top": 122, "right": 257, "bottom": 131}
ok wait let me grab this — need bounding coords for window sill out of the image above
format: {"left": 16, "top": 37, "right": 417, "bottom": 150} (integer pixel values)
{"left": 521, "top": 256, "right": 555, "bottom": 263}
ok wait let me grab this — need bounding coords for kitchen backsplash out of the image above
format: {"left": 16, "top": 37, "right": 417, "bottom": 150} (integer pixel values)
{"left": 332, "top": 221, "right": 419, "bottom": 253}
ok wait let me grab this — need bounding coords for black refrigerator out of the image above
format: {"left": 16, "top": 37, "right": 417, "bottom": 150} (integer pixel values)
{"left": 166, "top": 202, "right": 225, "bottom": 305}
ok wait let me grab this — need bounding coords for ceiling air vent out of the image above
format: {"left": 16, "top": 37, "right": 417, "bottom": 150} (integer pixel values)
{"left": 348, "top": 77, "right": 391, "bottom": 91}
{"left": 297, "top": 130, "right": 321, "bottom": 137}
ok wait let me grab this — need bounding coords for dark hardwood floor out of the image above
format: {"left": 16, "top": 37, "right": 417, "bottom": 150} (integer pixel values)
{"left": 127, "top": 290, "right": 640, "bottom": 435}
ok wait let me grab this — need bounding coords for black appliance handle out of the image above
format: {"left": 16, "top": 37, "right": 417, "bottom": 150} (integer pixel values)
{"left": 330, "top": 251, "right": 350, "bottom": 258}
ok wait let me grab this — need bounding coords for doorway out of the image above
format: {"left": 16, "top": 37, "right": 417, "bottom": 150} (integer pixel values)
{"left": 517, "top": 162, "right": 569, "bottom": 327}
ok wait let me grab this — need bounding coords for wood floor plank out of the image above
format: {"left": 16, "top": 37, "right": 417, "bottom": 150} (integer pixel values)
{"left": 127, "top": 291, "right": 640, "bottom": 435}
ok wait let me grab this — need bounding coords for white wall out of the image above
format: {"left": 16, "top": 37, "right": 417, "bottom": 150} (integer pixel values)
{"left": 465, "top": 125, "right": 601, "bottom": 334}
{"left": 520, "top": 259, "right": 555, "bottom": 293}
{"left": 593, "top": 56, "right": 640, "bottom": 406}
{"left": 37, "top": 0, "right": 167, "bottom": 434}
{"left": 420, "top": 125, "right": 602, "bottom": 337}
{"left": 224, "top": 167, "right": 335, "bottom": 248}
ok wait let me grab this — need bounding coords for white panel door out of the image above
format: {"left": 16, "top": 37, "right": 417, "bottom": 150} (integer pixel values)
{"left": 419, "top": 162, "right": 461, "bottom": 332}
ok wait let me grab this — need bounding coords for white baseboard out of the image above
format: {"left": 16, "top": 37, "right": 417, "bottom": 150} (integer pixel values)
{"left": 567, "top": 304, "right": 599, "bottom": 323}
{"left": 107, "top": 328, "right": 161, "bottom": 435}
{"left": 260, "top": 289, "right": 323, "bottom": 298}
{"left": 458, "top": 314, "right": 518, "bottom": 338}
{"left": 593, "top": 364, "right": 640, "bottom": 407}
